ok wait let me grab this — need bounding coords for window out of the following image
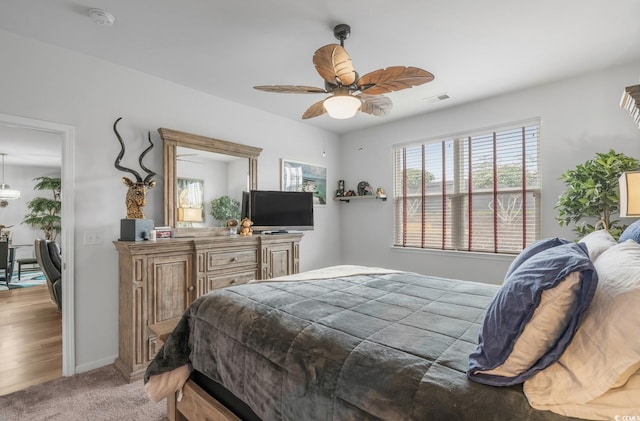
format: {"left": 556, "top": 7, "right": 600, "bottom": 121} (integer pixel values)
{"left": 393, "top": 120, "right": 540, "bottom": 254}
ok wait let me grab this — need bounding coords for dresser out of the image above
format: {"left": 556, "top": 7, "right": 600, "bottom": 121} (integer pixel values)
{"left": 113, "top": 233, "right": 302, "bottom": 382}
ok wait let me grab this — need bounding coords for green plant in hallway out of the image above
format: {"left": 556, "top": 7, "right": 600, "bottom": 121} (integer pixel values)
{"left": 22, "top": 176, "right": 61, "bottom": 240}
{"left": 556, "top": 149, "right": 640, "bottom": 239}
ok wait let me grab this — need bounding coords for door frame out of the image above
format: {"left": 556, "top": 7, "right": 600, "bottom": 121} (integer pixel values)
{"left": 0, "top": 112, "right": 75, "bottom": 376}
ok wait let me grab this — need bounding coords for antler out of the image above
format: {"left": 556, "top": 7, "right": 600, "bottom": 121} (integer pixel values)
{"left": 113, "top": 117, "right": 156, "bottom": 184}
{"left": 140, "top": 132, "right": 156, "bottom": 184}
{"left": 113, "top": 117, "right": 142, "bottom": 182}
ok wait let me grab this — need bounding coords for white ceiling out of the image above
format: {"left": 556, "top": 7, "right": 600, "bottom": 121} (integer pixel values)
{"left": 0, "top": 124, "right": 62, "bottom": 168}
{"left": 1, "top": 0, "right": 640, "bottom": 139}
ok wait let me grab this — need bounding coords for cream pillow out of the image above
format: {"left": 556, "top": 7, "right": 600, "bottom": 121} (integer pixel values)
{"left": 468, "top": 241, "right": 597, "bottom": 386}
{"left": 524, "top": 240, "right": 640, "bottom": 415}
{"left": 529, "top": 370, "right": 640, "bottom": 420}
{"left": 478, "top": 271, "right": 581, "bottom": 377}
{"left": 578, "top": 229, "right": 616, "bottom": 261}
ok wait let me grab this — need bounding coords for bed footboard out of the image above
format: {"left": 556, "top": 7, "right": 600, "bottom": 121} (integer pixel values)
{"left": 168, "top": 379, "right": 240, "bottom": 421}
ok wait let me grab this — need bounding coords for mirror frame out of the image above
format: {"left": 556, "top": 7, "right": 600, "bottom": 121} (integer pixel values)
{"left": 159, "top": 127, "right": 262, "bottom": 232}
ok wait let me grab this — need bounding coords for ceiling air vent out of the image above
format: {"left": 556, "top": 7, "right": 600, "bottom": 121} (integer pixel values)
{"left": 423, "top": 93, "right": 450, "bottom": 104}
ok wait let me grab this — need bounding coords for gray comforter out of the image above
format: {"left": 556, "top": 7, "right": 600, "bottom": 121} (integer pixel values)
{"left": 145, "top": 271, "right": 581, "bottom": 420}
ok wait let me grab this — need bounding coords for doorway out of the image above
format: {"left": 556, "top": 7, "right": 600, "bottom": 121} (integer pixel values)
{"left": 0, "top": 112, "right": 75, "bottom": 381}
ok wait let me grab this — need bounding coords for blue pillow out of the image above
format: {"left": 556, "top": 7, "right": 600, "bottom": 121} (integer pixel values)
{"left": 619, "top": 219, "right": 640, "bottom": 243}
{"left": 468, "top": 241, "right": 597, "bottom": 386}
{"left": 504, "top": 237, "right": 571, "bottom": 280}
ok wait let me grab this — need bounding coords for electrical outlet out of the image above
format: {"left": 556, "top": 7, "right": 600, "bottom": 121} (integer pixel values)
{"left": 84, "top": 230, "right": 103, "bottom": 245}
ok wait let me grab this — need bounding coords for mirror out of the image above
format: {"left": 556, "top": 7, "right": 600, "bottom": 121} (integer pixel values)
{"left": 159, "top": 128, "right": 262, "bottom": 234}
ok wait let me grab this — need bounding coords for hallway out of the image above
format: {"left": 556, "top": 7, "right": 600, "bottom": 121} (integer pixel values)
{"left": 0, "top": 284, "right": 62, "bottom": 395}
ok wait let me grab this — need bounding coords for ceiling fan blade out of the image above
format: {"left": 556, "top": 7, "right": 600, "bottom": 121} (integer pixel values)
{"left": 313, "top": 44, "right": 357, "bottom": 87}
{"left": 357, "top": 94, "right": 393, "bottom": 117}
{"left": 302, "top": 100, "right": 327, "bottom": 119}
{"left": 357, "top": 67, "right": 434, "bottom": 95}
{"left": 254, "top": 85, "right": 327, "bottom": 94}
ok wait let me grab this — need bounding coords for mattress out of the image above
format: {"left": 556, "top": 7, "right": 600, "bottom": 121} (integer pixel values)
{"left": 145, "top": 268, "right": 581, "bottom": 420}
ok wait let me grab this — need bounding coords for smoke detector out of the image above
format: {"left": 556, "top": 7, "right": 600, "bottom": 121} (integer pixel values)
{"left": 89, "top": 8, "right": 115, "bottom": 26}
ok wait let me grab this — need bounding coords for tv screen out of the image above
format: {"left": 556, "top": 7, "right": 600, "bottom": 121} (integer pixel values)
{"left": 242, "top": 190, "right": 314, "bottom": 232}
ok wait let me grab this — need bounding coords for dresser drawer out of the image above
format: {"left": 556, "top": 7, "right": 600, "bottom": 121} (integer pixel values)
{"left": 207, "top": 249, "right": 258, "bottom": 270}
{"left": 206, "top": 270, "right": 257, "bottom": 292}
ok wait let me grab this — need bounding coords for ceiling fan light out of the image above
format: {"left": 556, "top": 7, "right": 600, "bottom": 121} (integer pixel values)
{"left": 323, "top": 95, "right": 361, "bottom": 119}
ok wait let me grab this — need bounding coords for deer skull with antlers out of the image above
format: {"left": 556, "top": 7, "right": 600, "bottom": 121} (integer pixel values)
{"left": 113, "top": 117, "right": 156, "bottom": 219}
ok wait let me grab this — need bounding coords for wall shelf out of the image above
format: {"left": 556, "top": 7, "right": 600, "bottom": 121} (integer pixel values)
{"left": 334, "top": 195, "right": 387, "bottom": 203}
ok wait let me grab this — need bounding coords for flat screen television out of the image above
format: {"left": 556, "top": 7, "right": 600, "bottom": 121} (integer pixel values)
{"left": 242, "top": 190, "right": 314, "bottom": 233}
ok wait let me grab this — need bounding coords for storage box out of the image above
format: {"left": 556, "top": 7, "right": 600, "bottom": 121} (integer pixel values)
{"left": 119, "top": 219, "right": 154, "bottom": 241}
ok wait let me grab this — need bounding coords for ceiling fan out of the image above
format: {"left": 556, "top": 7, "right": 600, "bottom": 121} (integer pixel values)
{"left": 254, "top": 24, "right": 435, "bottom": 120}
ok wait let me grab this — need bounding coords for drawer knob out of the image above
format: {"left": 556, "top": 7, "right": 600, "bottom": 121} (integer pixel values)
{"left": 231, "top": 257, "right": 238, "bottom": 262}
{"left": 230, "top": 279, "right": 237, "bottom": 284}
{"left": 187, "top": 286, "right": 194, "bottom": 292}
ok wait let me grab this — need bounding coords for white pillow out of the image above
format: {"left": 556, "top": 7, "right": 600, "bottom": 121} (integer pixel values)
{"left": 524, "top": 240, "right": 640, "bottom": 416}
{"left": 578, "top": 229, "right": 616, "bottom": 261}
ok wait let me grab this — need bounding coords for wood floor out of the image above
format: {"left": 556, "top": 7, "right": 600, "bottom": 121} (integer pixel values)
{"left": 0, "top": 284, "right": 62, "bottom": 396}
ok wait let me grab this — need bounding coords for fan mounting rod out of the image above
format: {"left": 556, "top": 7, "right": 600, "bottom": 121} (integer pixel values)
{"left": 333, "top": 24, "right": 350, "bottom": 46}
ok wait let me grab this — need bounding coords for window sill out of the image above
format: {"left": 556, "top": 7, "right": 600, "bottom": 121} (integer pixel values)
{"left": 390, "top": 245, "right": 516, "bottom": 263}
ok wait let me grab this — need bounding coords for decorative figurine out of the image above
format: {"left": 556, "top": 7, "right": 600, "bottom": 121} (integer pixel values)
{"left": 337, "top": 179, "right": 345, "bottom": 196}
{"left": 357, "top": 181, "right": 373, "bottom": 195}
{"left": 239, "top": 217, "right": 253, "bottom": 236}
{"left": 113, "top": 117, "right": 156, "bottom": 219}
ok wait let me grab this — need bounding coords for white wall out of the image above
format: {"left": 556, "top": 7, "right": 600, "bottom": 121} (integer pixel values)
{"left": 0, "top": 29, "right": 342, "bottom": 372}
{"left": 338, "top": 60, "right": 640, "bottom": 284}
{"left": 3, "top": 26, "right": 639, "bottom": 373}
{"left": 0, "top": 163, "right": 61, "bottom": 259}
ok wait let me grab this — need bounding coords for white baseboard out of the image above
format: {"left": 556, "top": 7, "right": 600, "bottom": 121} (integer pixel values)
{"left": 73, "top": 355, "right": 118, "bottom": 375}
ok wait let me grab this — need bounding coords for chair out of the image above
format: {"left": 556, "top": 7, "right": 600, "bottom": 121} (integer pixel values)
{"left": 0, "top": 241, "right": 15, "bottom": 287}
{"left": 34, "top": 239, "right": 62, "bottom": 311}
{"left": 17, "top": 257, "right": 40, "bottom": 279}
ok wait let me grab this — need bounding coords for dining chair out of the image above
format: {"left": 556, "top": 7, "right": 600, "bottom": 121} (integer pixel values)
{"left": 0, "top": 241, "right": 15, "bottom": 287}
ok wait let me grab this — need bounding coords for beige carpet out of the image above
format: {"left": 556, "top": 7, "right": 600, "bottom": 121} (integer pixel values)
{"left": 0, "top": 364, "right": 166, "bottom": 421}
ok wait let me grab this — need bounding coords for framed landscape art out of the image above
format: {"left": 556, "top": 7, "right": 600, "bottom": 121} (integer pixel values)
{"left": 281, "top": 159, "right": 327, "bottom": 205}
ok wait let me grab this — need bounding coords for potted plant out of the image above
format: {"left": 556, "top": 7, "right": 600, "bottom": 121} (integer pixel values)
{"left": 22, "top": 176, "right": 62, "bottom": 240}
{"left": 209, "top": 195, "right": 241, "bottom": 227}
{"left": 556, "top": 149, "right": 640, "bottom": 239}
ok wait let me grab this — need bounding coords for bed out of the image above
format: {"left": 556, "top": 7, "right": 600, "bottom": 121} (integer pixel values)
{"left": 144, "top": 228, "right": 640, "bottom": 421}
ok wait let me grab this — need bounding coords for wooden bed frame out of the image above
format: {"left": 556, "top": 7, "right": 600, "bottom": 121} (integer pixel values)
{"left": 151, "top": 321, "right": 241, "bottom": 421}
{"left": 168, "top": 379, "right": 240, "bottom": 421}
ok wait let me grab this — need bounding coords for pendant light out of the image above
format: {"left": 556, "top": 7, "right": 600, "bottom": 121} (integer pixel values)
{"left": 0, "top": 153, "right": 20, "bottom": 207}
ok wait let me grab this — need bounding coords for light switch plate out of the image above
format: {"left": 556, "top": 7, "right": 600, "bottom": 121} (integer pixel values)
{"left": 83, "top": 230, "right": 103, "bottom": 245}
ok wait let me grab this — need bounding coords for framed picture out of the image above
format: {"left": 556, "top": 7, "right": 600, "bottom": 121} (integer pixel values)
{"left": 177, "top": 178, "right": 204, "bottom": 222}
{"left": 281, "top": 159, "right": 327, "bottom": 205}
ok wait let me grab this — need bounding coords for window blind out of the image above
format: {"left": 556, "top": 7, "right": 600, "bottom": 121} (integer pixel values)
{"left": 393, "top": 120, "right": 540, "bottom": 254}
